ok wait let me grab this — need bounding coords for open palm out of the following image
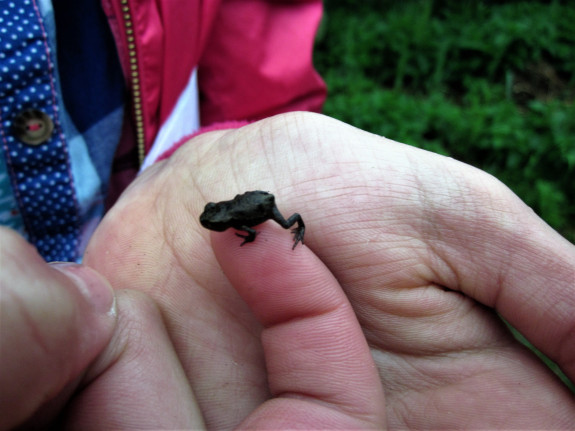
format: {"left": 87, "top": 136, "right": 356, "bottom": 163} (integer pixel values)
{"left": 78, "top": 113, "right": 575, "bottom": 429}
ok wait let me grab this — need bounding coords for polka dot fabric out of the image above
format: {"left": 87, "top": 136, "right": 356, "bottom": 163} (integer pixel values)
{"left": 0, "top": 0, "right": 80, "bottom": 261}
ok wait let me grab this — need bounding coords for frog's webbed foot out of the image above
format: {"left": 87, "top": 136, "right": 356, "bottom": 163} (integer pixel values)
{"left": 270, "top": 208, "right": 306, "bottom": 250}
{"left": 290, "top": 225, "right": 305, "bottom": 250}
{"left": 235, "top": 226, "right": 257, "bottom": 246}
{"left": 278, "top": 211, "right": 305, "bottom": 250}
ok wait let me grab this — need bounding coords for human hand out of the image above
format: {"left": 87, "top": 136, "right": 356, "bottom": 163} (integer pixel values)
{"left": 0, "top": 226, "right": 210, "bottom": 430}
{"left": 0, "top": 227, "right": 116, "bottom": 429}
{"left": 80, "top": 112, "right": 574, "bottom": 429}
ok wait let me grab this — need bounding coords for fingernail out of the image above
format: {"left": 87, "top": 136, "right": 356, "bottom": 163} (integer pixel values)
{"left": 50, "top": 263, "right": 116, "bottom": 316}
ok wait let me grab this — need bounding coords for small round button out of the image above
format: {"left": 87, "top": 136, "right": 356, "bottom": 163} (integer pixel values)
{"left": 12, "top": 109, "right": 54, "bottom": 146}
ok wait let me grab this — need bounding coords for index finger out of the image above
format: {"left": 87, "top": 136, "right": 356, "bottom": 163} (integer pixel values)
{"left": 210, "top": 223, "right": 386, "bottom": 429}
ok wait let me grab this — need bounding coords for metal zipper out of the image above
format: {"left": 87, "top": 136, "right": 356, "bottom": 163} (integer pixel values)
{"left": 120, "top": 0, "right": 145, "bottom": 166}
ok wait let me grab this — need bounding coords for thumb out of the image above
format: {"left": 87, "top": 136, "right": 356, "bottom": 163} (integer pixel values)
{"left": 0, "top": 228, "right": 116, "bottom": 430}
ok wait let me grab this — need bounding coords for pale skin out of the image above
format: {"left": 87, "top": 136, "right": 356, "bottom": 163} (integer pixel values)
{"left": 1, "top": 112, "right": 574, "bottom": 429}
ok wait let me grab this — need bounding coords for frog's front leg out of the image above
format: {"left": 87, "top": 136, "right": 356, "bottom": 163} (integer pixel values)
{"left": 271, "top": 207, "right": 305, "bottom": 249}
{"left": 235, "top": 226, "right": 258, "bottom": 246}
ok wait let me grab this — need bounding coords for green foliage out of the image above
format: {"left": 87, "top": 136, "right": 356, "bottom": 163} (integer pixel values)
{"left": 316, "top": 0, "right": 575, "bottom": 243}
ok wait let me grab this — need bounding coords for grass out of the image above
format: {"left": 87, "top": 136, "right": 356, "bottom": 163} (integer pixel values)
{"left": 315, "top": 0, "right": 575, "bottom": 243}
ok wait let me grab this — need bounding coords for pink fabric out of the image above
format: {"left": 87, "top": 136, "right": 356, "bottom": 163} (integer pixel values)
{"left": 198, "top": 1, "right": 326, "bottom": 124}
{"left": 102, "top": 0, "right": 325, "bottom": 153}
{"left": 101, "top": 0, "right": 326, "bottom": 203}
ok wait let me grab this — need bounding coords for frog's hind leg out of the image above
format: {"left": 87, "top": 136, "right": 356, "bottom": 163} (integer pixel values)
{"left": 288, "top": 215, "right": 305, "bottom": 249}
{"left": 272, "top": 207, "right": 305, "bottom": 249}
{"left": 235, "top": 226, "right": 258, "bottom": 246}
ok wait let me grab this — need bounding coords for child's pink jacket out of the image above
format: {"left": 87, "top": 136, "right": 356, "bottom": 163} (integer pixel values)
{"left": 103, "top": 0, "right": 327, "bottom": 202}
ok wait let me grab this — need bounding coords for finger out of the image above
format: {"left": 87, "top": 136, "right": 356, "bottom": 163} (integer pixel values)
{"left": 481, "top": 193, "right": 575, "bottom": 381}
{"left": 61, "top": 290, "right": 205, "bottom": 430}
{"left": 0, "top": 228, "right": 116, "bottom": 430}
{"left": 412, "top": 163, "right": 575, "bottom": 382}
{"left": 211, "top": 224, "right": 386, "bottom": 429}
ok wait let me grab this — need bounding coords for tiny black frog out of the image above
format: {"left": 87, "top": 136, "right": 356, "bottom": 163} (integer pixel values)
{"left": 199, "top": 191, "right": 305, "bottom": 249}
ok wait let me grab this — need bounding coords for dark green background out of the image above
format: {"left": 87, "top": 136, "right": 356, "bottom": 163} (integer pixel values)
{"left": 315, "top": 0, "right": 575, "bottom": 244}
